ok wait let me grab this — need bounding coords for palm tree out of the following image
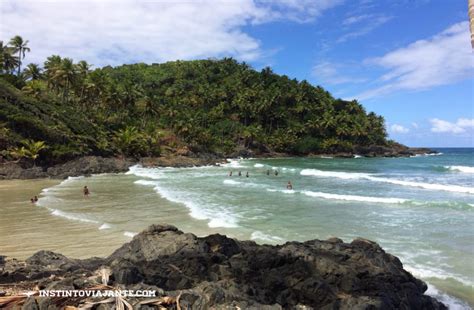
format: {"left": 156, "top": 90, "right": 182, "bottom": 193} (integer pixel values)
{"left": 10, "top": 140, "right": 47, "bottom": 166}
{"left": 51, "top": 58, "right": 76, "bottom": 103}
{"left": 113, "top": 126, "right": 143, "bottom": 158}
{"left": 8, "top": 36, "right": 30, "bottom": 76}
{"left": 22, "top": 80, "right": 45, "bottom": 99}
{"left": 0, "top": 41, "right": 19, "bottom": 74}
{"left": 23, "top": 63, "right": 42, "bottom": 80}
{"left": 44, "top": 55, "right": 62, "bottom": 92}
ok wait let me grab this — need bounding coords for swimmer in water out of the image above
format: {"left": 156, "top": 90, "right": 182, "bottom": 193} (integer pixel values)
{"left": 34, "top": 196, "right": 38, "bottom": 202}
{"left": 229, "top": 171, "right": 233, "bottom": 177}
{"left": 30, "top": 198, "right": 35, "bottom": 204}
{"left": 266, "top": 170, "right": 270, "bottom": 175}
{"left": 83, "top": 186, "right": 90, "bottom": 196}
{"left": 286, "top": 181, "right": 293, "bottom": 190}
{"left": 275, "top": 170, "right": 279, "bottom": 176}
{"left": 246, "top": 171, "right": 249, "bottom": 177}
{"left": 238, "top": 171, "right": 242, "bottom": 177}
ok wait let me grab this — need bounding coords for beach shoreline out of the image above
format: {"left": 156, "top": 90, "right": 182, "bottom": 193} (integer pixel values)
{"left": 0, "top": 145, "right": 437, "bottom": 180}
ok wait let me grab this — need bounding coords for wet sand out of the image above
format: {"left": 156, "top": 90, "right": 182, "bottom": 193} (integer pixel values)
{"left": 0, "top": 179, "right": 129, "bottom": 259}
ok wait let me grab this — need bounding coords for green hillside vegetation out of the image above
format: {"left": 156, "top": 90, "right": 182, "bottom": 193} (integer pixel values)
{"left": 1, "top": 35, "right": 392, "bottom": 166}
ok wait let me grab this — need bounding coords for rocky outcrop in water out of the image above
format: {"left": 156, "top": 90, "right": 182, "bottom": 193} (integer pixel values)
{"left": 0, "top": 224, "right": 445, "bottom": 309}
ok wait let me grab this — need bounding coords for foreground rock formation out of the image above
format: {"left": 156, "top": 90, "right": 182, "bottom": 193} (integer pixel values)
{"left": 0, "top": 224, "right": 445, "bottom": 309}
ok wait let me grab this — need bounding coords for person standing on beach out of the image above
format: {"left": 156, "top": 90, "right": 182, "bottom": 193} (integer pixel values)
{"left": 83, "top": 186, "right": 90, "bottom": 196}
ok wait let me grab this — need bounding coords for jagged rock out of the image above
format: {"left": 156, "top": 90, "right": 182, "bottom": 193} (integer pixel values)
{"left": 0, "top": 224, "right": 446, "bottom": 309}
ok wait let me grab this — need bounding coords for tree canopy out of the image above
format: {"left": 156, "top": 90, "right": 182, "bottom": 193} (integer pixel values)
{"left": 0, "top": 35, "right": 391, "bottom": 165}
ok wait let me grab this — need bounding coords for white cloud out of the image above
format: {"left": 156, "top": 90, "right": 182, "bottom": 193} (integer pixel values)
{"left": 390, "top": 124, "right": 410, "bottom": 134}
{"left": 0, "top": 0, "right": 342, "bottom": 67}
{"left": 337, "top": 15, "right": 392, "bottom": 43}
{"left": 430, "top": 118, "right": 474, "bottom": 134}
{"left": 353, "top": 21, "right": 474, "bottom": 100}
{"left": 342, "top": 14, "right": 371, "bottom": 26}
{"left": 411, "top": 122, "right": 419, "bottom": 129}
{"left": 312, "top": 61, "right": 366, "bottom": 85}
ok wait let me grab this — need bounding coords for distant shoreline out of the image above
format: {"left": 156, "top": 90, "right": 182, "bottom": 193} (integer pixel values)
{"left": 0, "top": 146, "right": 438, "bottom": 180}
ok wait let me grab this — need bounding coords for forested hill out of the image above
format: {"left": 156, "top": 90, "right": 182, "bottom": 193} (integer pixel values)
{"left": 1, "top": 54, "right": 399, "bottom": 166}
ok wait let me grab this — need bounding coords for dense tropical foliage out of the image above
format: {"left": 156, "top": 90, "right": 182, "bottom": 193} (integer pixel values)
{"left": 0, "top": 35, "right": 392, "bottom": 165}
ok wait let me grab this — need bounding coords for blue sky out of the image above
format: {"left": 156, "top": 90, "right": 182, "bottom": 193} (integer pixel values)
{"left": 1, "top": 0, "right": 473, "bottom": 147}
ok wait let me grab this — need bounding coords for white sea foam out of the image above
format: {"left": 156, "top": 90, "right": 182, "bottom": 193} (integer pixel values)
{"left": 222, "top": 159, "right": 244, "bottom": 168}
{"left": 254, "top": 163, "right": 264, "bottom": 168}
{"left": 208, "top": 214, "right": 239, "bottom": 228}
{"left": 127, "top": 165, "right": 165, "bottom": 179}
{"left": 301, "top": 191, "right": 407, "bottom": 204}
{"left": 365, "top": 176, "right": 474, "bottom": 194}
{"left": 300, "top": 169, "right": 370, "bottom": 180}
{"left": 134, "top": 179, "right": 158, "bottom": 186}
{"left": 99, "top": 223, "right": 111, "bottom": 230}
{"left": 446, "top": 165, "right": 474, "bottom": 174}
{"left": 300, "top": 169, "right": 474, "bottom": 194}
{"left": 266, "top": 189, "right": 295, "bottom": 194}
{"left": 223, "top": 179, "right": 242, "bottom": 185}
{"left": 404, "top": 264, "right": 474, "bottom": 288}
{"left": 50, "top": 209, "right": 99, "bottom": 224}
{"left": 124, "top": 231, "right": 137, "bottom": 238}
{"left": 251, "top": 231, "right": 284, "bottom": 243}
{"left": 425, "top": 284, "right": 471, "bottom": 310}
{"left": 143, "top": 180, "right": 240, "bottom": 228}
{"left": 353, "top": 155, "right": 363, "bottom": 158}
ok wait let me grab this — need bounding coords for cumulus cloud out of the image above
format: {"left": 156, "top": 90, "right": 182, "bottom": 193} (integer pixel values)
{"left": 390, "top": 124, "right": 410, "bottom": 134}
{"left": 353, "top": 21, "right": 474, "bottom": 100}
{"left": 430, "top": 118, "right": 474, "bottom": 134}
{"left": 0, "top": 0, "right": 342, "bottom": 67}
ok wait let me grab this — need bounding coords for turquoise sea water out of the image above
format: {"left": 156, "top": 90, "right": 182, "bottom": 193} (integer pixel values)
{"left": 27, "top": 148, "right": 474, "bottom": 308}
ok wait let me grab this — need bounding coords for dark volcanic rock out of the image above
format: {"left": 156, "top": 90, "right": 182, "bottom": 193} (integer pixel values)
{"left": 0, "top": 224, "right": 446, "bottom": 309}
{"left": 0, "top": 156, "right": 134, "bottom": 180}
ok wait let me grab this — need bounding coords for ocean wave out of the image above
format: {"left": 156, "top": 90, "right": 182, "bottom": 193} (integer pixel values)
{"left": 410, "top": 153, "right": 443, "bottom": 158}
{"left": 148, "top": 182, "right": 240, "bottom": 228}
{"left": 300, "top": 169, "right": 370, "bottom": 180}
{"left": 301, "top": 190, "right": 407, "bottom": 204}
{"left": 254, "top": 163, "right": 264, "bottom": 168}
{"left": 426, "top": 285, "right": 471, "bottom": 310}
{"left": 266, "top": 189, "right": 296, "bottom": 194}
{"left": 99, "top": 223, "right": 112, "bottom": 230}
{"left": 223, "top": 179, "right": 242, "bottom": 186}
{"left": 446, "top": 165, "right": 474, "bottom": 174}
{"left": 124, "top": 231, "right": 137, "bottom": 238}
{"left": 300, "top": 169, "right": 474, "bottom": 194}
{"left": 365, "top": 176, "right": 474, "bottom": 194}
{"left": 222, "top": 159, "right": 244, "bottom": 168}
{"left": 250, "top": 231, "right": 284, "bottom": 243}
{"left": 50, "top": 209, "right": 99, "bottom": 224}
{"left": 134, "top": 179, "right": 158, "bottom": 186}
{"left": 404, "top": 264, "right": 474, "bottom": 289}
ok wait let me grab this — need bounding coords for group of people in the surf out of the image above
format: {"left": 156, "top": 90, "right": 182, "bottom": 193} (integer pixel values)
{"left": 227, "top": 169, "right": 293, "bottom": 190}
{"left": 30, "top": 196, "right": 39, "bottom": 203}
